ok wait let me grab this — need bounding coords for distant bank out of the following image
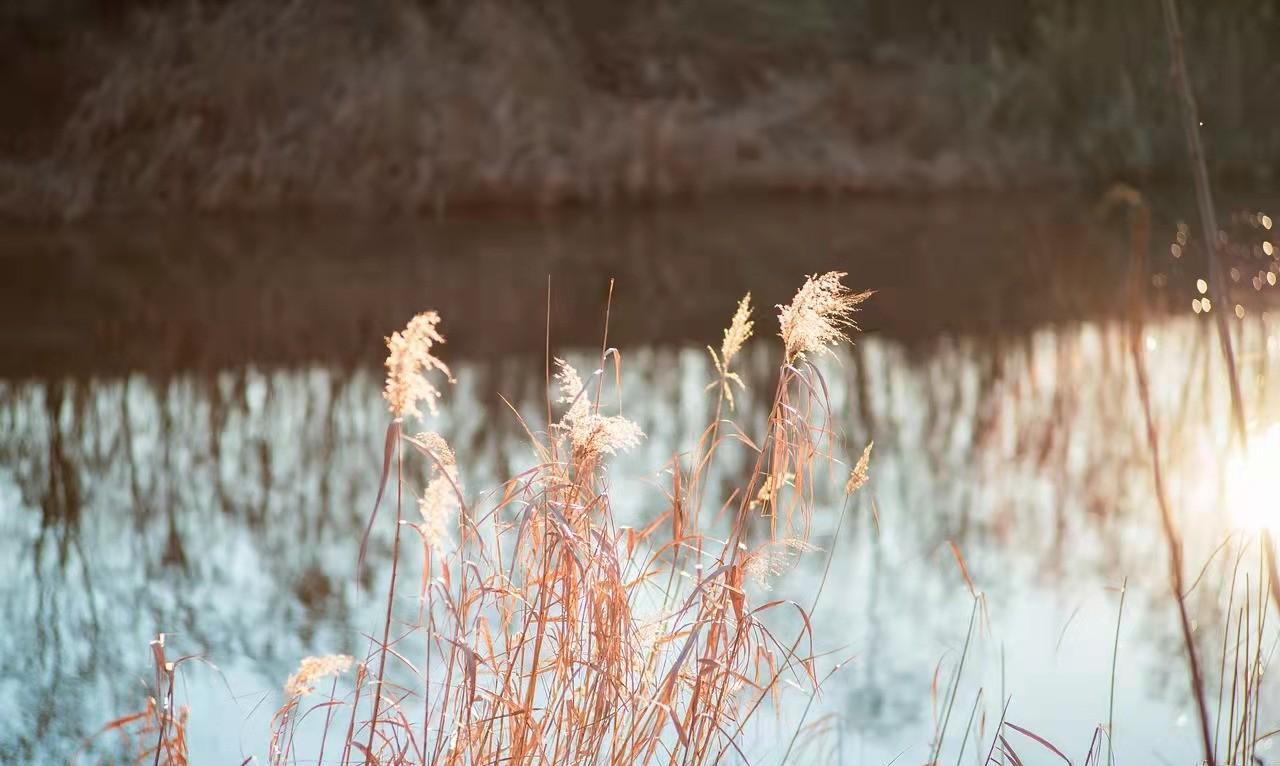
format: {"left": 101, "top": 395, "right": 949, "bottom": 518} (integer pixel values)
{"left": 1, "top": 0, "right": 1276, "bottom": 220}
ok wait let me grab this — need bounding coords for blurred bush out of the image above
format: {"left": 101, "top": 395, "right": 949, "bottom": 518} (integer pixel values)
{"left": 2, "top": 0, "right": 1276, "bottom": 217}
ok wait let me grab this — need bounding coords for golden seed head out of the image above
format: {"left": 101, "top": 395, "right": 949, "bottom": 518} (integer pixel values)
{"left": 743, "top": 538, "right": 815, "bottom": 588}
{"left": 415, "top": 432, "right": 460, "bottom": 554}
{"left": 284, "top": 655, "right": 353, "bottom": 699}
{"left": 569, "top": 413, "right": 645, "bottom": 457}
{"left": 554, "top": 358, "right": 644, "bottom": 457}
{"left": 845, "top": 441, "right": 873, "bottom": 495}
{"left": 554, "top": 357, "right": 590, "bottom": 424}
{"left": 777, "top": 272, "right": 871, "bottom": 362}
{"left": 384, "top": 312, "right": 454, "bottom": 420}
{"left": 413, "top": 431, "right": 457, "bottom": 469}
{"left": 720, "top": 293, "right": 754, "bottom": 367}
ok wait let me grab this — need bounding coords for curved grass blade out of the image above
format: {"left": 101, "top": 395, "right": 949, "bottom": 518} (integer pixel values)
{"left": 358, "top": 420, "right": 400, "bottom": 591}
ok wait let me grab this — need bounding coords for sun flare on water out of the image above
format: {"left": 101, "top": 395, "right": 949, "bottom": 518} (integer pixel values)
{"left": 1226, "top": 424, "right": 1280, "bottom": 532}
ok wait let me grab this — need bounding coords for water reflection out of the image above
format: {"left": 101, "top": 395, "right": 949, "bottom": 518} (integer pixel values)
{"left": 0, "top": 196, "right": 1133, "bottom": 379}
{"left": 3, "top": 313, "right": 1278, "bottom": 762}
{"left": 3, "top": 197, "right": 1279, "bottom": 763}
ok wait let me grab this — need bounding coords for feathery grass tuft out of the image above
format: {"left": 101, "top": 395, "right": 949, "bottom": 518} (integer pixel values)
{"left": 707, "top": 293, "right": 753, "bottom": 411}
{"left": 102, "top": 273, "right": 872, "bottom": 765}
{"left": 777, "top": 272, "right": 872, "bottom": 362}
{"left": 384, "top": 312, "right": 453, "bottom": 421}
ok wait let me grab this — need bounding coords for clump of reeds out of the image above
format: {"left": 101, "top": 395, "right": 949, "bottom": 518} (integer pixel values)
{"left": 89, "top": 635, "right": 191, "bottom": 766}
{"left": 0, "top": 0, "right": 1043, "bottom": 220}
{"left": 105, "top": 272, "right": 873, "bottom": 764}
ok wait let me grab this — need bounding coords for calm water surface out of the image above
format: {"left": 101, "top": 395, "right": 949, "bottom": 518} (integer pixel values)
{"left": 3, "top": 196, "right": 1280, "bottom": 764}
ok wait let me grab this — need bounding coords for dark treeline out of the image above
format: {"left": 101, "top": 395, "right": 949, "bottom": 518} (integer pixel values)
{"left": 2, "top": 0, "right": 1277, "bottom": 217}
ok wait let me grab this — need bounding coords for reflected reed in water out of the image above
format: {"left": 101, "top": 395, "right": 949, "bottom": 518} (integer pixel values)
{"left": 3, "top": 196, "right": 1280, "bottom": 763}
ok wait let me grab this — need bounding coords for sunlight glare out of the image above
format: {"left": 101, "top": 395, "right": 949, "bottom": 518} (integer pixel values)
{"left": 1226, "top": 425, "right": 1280, "bottom": 531}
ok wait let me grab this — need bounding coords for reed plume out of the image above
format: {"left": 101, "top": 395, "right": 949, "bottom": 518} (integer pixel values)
{"left": 743, "top": 537, "right": 817, "bottom": 588}
{"left": 845, "top": 441, "right": 873, "bottom": 495}
{"left": 777, "top": 272, "right": 872, "bottom": 362}
{"left": 105, "top": 274, "right": 877, "bottom": 766}
{"left": 412, "top": 432, "right": 459, "bottom": 554}
{"left": 554, "top": 357, "right": 644, "bottom": 457}
{"left": 384, "top": 311, "right": 454, "bottom": 420}
{"left": 707, "top": 293, "right": 753, "bottom": 409}
{"left": 283, "top": 655, "right": 353, "bottom": 699}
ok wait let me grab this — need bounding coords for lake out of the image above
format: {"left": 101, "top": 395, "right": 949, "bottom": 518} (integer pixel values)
{"left": 2, "top": 194, "right": 1279, "bottom": 764}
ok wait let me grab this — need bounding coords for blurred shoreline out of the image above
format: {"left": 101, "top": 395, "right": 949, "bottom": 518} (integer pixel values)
{"left": 1, "top": 0, "right": 1276, "bottom": 220}
{"left": 0, "top": 194, "right": 1169, "bottom": 379}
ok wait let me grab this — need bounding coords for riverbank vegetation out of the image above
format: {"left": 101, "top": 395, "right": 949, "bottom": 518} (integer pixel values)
{"left": 89, "top": 267, "right": 1280, "bottom": 765}
{"left": 2, "top": 0, "right": 1277, "bottom": 218}
{"left": 100, "top": 273, "right": 885, "bottom": 764}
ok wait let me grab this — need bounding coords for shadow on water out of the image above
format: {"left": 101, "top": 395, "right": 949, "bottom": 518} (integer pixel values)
{"left": 2, "top": 194, "right": 1280, "bottom": 762}
{"left": 0, "top": 195, "right": 1140, "bottom": 377}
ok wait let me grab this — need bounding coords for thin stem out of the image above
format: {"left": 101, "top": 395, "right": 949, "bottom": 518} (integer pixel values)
{"left": 1158, "top": 0, "right": 1244, "bottom": 443}
{"left": 930, "top": 598, "right": 979, "bottom": 764}
{"left": 1122, "top": 188, "right": 1215, "bottom": 765}
{"left": 954, "top": 689, "right": 983, "bottom": 766}
{"left": 1131, "top": 300, "right": 1216, "bottom": 766}
{"left": 1160, "top": 0, "right": 1280, "bottom": 624}
{"left": 1107, "top": 577, "right": 1126, "bottom": 766}
{"left": 366, "top": 423, "right": 404, "bottom": 760}
{"left": 316, "top": 676, "right": 339, "bottom": 766}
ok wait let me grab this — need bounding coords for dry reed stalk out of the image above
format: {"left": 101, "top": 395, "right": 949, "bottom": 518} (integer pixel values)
{"left": 1156, "top": 4, "right": 1280, "bottom": 762}
{"left": 1105, "top": 578, "right": 1126, "bottom": 766}
{"left": 387, "top": 274, "right": 860, "bottom": 765}
{"left": 1159, "top": 0, "right": 1280, "bottom": 621}
{"left": 83, "top": 634, "right": 191, "bottom": 766}
{"left": 100, "top": 274, "right": 869, "bottom": 765}
{"left": 1111, "top": 184, "right": 1214, "bottom": 766}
